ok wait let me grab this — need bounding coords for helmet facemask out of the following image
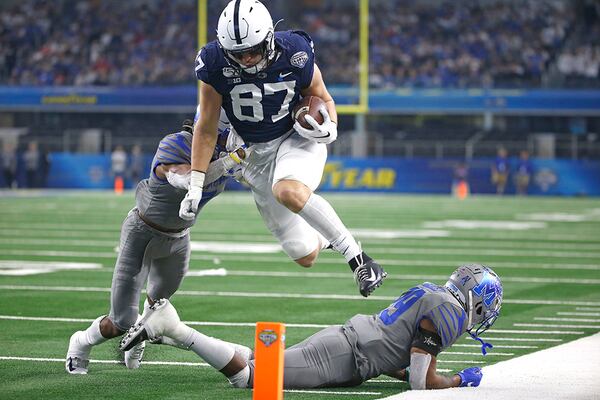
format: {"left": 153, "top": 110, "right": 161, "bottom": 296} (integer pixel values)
{"left": 220, "top": 30, "right": 275, "bottom": 75}
{"left": 445, "top": 264, "right": 503, "bottom": 355}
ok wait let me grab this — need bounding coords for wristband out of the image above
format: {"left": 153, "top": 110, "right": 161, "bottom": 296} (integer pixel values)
{"left": 190, "top": 170, "right": 206, "bottom": 189}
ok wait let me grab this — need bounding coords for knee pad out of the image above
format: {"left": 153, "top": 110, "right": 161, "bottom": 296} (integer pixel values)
{"left": 281, "top": 234, "right": 319, "bottom": 261}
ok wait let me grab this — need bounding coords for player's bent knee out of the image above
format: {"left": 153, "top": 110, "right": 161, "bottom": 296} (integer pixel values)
{"left": 295, "top": 248, "right": 319, "bottom": 268}
{"left": 272, "top": 181, "right": 311, "bottom": 213}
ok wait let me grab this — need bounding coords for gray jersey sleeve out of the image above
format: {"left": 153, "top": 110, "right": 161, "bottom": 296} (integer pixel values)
{"left": 424, "top": 300, "right": 468, "bottom": 349}
{"left": 151, "top": 131, "right": 192, "bottom": 182}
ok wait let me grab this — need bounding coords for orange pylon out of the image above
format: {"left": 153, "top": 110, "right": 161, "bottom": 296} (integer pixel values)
{"left": 253, "top": 322, "right": 286, "bottom": 400}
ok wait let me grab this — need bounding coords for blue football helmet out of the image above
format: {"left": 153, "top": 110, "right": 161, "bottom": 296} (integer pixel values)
{"left": 444, "top": 264, "right": 503, "bottom": 337}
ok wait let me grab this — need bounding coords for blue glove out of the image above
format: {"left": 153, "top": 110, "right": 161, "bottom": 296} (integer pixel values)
{"left": 457, "top": 367, "right": 483, "bottom": 387}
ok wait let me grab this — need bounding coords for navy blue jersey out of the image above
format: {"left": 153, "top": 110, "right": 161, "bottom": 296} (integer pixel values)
{"left": 195, "top": 30, "right": 315, "bottom": 143}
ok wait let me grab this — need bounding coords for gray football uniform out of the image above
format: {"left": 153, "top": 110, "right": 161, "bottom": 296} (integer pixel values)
{"left": 108, "top": 130, "right": 228, "bottom": 331}
{"left": 249, "top": 283, "right": 467, "bottom": 388}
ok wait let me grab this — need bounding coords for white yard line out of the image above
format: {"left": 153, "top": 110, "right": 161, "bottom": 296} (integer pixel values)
{"left": 1, "top": 284, "right": 599, "bottom": 307}
{"left": 3, "top": 249, "right": 600, "bottom": 271}
{"left": 187, "top": 269, "right": 600, "bottom": 286}
{"left": 514, "top": 323, "right": 600, "bottom": 329}
{"left": 443, "top": 352, "right": 514, "bottom": 356}
{"left": 0, "top": 315, "right": 585, "bottom": 338}
{"left": 197, "top": 269, "right": 600, "bottom": 285}
{"left": 2, "top": 354, "right": 384, "bottom": 397}
{"left": 379, "top": 332, "right": 600, "bottom": 400}
{"left": 466, "top": 337, "right": 561, "bottom": 342}
{"left": 453, "top": 344, "right": 537, "bottom": 349}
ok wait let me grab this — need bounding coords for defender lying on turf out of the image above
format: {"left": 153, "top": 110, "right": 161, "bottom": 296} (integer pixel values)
{"left": 120, "top": 264, "right": 503, "bottom": 390}
{"left": 65, "top": 115, "right": 247, "bottom": 374}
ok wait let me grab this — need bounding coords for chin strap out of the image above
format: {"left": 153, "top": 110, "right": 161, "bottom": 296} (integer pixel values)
{"left": 469, "top": 332, "right": 493, "bottom": 355}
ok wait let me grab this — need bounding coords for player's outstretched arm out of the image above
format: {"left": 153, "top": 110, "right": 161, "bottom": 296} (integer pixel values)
{"left": 405, "top": 318, "right": 481, "bottom": 390}
{"left": 179, "top": 83, "right": 222, "bottom": 220}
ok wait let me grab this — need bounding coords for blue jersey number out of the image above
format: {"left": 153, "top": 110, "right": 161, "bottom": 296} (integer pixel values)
{"left": 230, "top": 82, "right": 296, "bottom": 123}
{"left": 379, "top": 287, "right": 426, "bottom": 325}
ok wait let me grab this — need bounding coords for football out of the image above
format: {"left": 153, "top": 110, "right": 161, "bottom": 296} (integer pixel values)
{"left": 293, "top": 96, "right": 326, "bottom": 130}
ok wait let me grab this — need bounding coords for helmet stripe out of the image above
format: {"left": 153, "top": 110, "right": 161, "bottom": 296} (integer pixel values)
{"left": 233, "top": 0, "right": 242, "bottom": 44}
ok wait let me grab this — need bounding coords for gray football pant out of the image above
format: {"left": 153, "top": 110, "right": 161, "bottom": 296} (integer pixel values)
{"left": 108, "top": 210, "right": 190, "bottom": 331}
{"left": 249, "top": 325, "right": 363, "bottom": 389}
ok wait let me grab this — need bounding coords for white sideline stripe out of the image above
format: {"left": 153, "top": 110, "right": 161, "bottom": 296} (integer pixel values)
{"left": 0, "top": 356, "right": 209, "bottom": 367}
{"left": 576, "top": 307, "right": 600, "bottom": 311}
{"left": 0, "top": 315, "right": 582, "bottom": 337}
{"left": 453, "top": 344, "right": 537, "bottom": 349}
{"left": 379, "top": 332, "right": 600, "bottom": 400}
{"left": 192, "top": 269, "right": 600, "bottom": 286}
{"left": 4, "top": 249, "right": 600, "bottom": 271}
{"left": 1, "top": 284, "right": 599, "bottom": 307}
{"left": 535, "top": 317, "right": 600, "bottom": 322}
{"left": 514, "top": 323, "right": 600, "bottom": 329}
{"left": 558, "top": 312, "right": 600, "bottom": 317}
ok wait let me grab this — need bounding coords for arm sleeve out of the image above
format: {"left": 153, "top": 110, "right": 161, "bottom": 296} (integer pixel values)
{"left": 151, "top": 132, "right": 192, "bottom": 180}
{"left": 290, "top": 30, "right": 316, "bottom": 89}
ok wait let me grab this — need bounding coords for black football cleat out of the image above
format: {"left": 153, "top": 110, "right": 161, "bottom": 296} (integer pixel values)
{"left": 353, "top": 257, "right": 387, "bottom": 297}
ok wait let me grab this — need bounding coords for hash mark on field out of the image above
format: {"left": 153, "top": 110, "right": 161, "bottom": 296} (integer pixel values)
{"left": 453, "top": 343, "right": 538, "bottom": 349}
{"left": 535, "top": 317, "right": 600, "bottom": 323}
{"left": 284, "top": 389, "right": 381, "bottom": 396}
{"left": 558, "top": 312, "right": 600, "bottom": 317}
{"left": 467, "top": 337, "right": 562, "bottom": 342}
{"left": 576, "top": 307, "right": 600, "bottom": 312}
{"left": 514, "top": 323, "right": 600, "bottom": 329}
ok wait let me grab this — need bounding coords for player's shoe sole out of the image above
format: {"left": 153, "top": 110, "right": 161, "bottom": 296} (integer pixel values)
{"left": 120, "top": 298, "right": 180, "bottom": 352}
{"left": 124, "top": 340, "right": 146, "bottom": 369}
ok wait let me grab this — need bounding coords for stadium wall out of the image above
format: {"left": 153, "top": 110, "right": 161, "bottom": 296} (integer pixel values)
{"left": 4, "top": 154, "right": 599, "bottom": 196}
{"left": 1, "top": 86, "right": 600, "bottom": 115}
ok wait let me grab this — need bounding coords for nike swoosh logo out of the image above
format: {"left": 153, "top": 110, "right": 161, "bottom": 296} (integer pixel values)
{"left": 313, "top": 132, "right": 331, "bottom": 139}
{"left": 68, "top": 358, "right": 75, "bottom": 372}
{"left": 366, "top": 269, "right": 378, "bottom": 282}
{"left": 279, "top": 72, "right": 293, "bottom": 78}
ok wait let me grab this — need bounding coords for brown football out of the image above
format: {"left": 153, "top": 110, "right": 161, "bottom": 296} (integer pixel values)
{"left": 293, "top": 96, "right": 326, "bottom": 130}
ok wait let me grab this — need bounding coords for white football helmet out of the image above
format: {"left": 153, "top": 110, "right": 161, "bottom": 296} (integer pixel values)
{"left": 216, "top": 0, "right": 276, "bottom": 75}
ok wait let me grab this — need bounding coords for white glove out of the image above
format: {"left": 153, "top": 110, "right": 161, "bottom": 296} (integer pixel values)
{"left": 179, "top": 171, "right": 205, "bottom": 221}
{"left": 293, "top": 107, "right": 338, "bottom": 144}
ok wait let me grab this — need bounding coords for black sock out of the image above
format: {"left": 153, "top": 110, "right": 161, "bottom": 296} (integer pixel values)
{"left": 348, "top": 252, "right": 373, "bottom": 272}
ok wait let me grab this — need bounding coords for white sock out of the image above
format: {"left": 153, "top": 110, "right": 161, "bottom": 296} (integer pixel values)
{"left": 142, "top": 298, "right": 152, "bottom": 317}
{"left": 228, "top": 365, "right": 250, "bottom": 388}
{"left": 86, "top": 316, "right": 109, "bottom": 345}
{"left": 175, "top": 324, "right": 235, "bottom": 370}
{"left": 298, "top": 193, "right": 360, "bottom": 261}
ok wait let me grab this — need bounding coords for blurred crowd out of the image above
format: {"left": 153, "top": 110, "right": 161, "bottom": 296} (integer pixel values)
{"left": 0, "top": 0, "right": 196, "bottom": 86}
{"left": 0, "top": 0, "right": 598, "bottom": 88}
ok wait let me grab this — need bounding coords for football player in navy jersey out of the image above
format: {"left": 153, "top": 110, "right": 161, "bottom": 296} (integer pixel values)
{"left": 180, "top": 0, "right": 386, "bottom": 297}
